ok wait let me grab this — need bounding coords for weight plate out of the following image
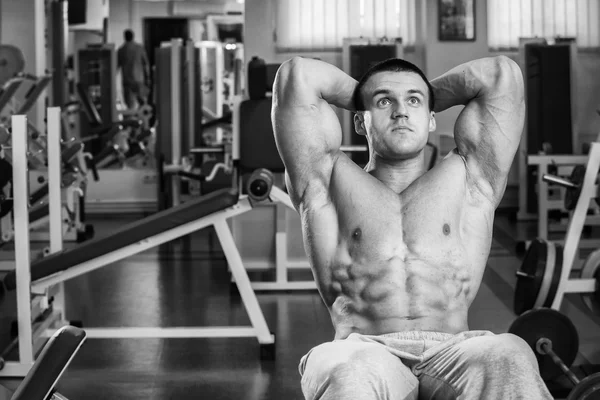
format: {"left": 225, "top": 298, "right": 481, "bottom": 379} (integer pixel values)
{"left": 0, "top": 45, "right": 24, "bottom": 86}
{"left": 565, "top": 165, "right": 586, "bottom": 211}
{"left": 542, "top": 243, "right": 563, "bottom": 309}
{"left": 580, "top": 249, "right": 600, "bottom": 316}
{"left": 515, "top": 239, "right": 550, "bottom": 315}
{"left": 567, "top": 372, "right": 600, "bottom": 400}
{"left": 508, "top": 308, "right": 579, "bottom": 382}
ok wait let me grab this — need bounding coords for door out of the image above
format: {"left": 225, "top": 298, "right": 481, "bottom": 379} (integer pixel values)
{"left": 143, "top": 18, "right": 189, "bottom": 103}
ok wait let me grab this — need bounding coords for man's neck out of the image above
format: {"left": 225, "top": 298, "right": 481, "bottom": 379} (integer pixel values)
{"left": 364, "top": 154, "right": 426, "bottom": 193}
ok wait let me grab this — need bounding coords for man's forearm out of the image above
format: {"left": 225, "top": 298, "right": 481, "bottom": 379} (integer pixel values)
{"left": 429, "top": 56, "right": 521, "bottom": 113}
{"left": 276, "top": 57, "right": 357, "bottom": 111}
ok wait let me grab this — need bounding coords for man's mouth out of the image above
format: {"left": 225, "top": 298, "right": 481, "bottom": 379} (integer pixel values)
{"left": 391, "top": 126, "right": 412, "bottom": 132}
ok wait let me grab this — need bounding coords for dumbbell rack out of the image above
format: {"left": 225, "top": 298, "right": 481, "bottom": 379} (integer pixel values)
{"left": 544, "top": 142, "right": 600, "bottom": 311}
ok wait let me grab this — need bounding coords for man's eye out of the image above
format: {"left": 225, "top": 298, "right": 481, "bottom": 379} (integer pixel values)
{"left": 409, "top": 97, "right": 421, "bottom": 105}
{"left": 377, "top": 98, "right": 391, "bottom": 106}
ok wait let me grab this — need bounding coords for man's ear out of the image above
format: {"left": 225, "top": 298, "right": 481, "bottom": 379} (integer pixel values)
{"left": 354, "top": 112, "right": 367, "bottom": 136}
{"left": 429, "top": 111, "right": 436, "bottom": 133}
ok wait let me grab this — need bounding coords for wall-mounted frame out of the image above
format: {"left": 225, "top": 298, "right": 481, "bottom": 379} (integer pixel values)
{"left": 438, "top": 0, "right": 476, "bottom": 41}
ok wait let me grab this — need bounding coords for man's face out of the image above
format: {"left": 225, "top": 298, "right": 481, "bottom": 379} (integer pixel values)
{"left": 355, "top": 71, "right": 436, "bottom": 160}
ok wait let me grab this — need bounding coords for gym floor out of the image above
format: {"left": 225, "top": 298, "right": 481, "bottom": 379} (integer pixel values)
{"left": 0, "top": 211, "right": 599, "bottom": 399}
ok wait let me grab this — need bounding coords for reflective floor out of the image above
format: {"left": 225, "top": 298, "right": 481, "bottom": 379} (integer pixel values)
{"left": 0, "top": 211, "right": 599, "bottom": 399}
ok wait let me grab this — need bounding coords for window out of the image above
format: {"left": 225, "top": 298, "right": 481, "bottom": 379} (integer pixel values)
{"left": 275, "top": 0, "right": 417, "bottom": 51}
{"left": 488, "top": 0, "right": 600, "bottom": 49}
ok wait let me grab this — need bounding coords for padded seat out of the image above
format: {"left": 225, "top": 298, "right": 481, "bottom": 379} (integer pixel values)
{"left": 11, "top": 325, "right": 86, "bottom": 400}
{"left": 4, "top": 188, "right": 239, "bottom": 290}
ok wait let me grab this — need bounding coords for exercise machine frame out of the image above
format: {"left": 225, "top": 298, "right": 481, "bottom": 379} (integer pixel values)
{"left": 544, "top": 143, "right": 600, "bottom": 311}
{"left": 2, "top": 107, "right": 275, "bottom": 378}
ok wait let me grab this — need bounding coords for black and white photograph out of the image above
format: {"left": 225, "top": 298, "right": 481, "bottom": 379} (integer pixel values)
{"left": 0, "top": 0, "right": 598, "bottom": 399}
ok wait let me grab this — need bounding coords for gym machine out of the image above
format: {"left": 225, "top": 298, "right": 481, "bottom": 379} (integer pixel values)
{"left": 155, "top": 38, "right": 209, "bottom": 210}
{"left": 76, "top": 45, "right": 157, "bottom": 214}
{"left": 514, "top": 142, "right": 600, "bottom": 315}
{"left": 0, "top": 74, "right": 91, "bottom": 249}
{"left": 509, "top": 308, "right": 600, "bottom": 399}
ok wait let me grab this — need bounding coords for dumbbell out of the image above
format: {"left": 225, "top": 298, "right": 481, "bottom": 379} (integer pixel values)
{"left": 509, "top": 308, "right": 600, "bottom": 399}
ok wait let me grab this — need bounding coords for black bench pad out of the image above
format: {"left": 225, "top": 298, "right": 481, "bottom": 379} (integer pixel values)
{"left": 3, "top": 188, "right": 238, "bottom": 290}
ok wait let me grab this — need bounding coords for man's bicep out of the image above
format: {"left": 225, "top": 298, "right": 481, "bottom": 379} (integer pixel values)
{"left": 454, "top": 91, "right": 525, "bottom": 200}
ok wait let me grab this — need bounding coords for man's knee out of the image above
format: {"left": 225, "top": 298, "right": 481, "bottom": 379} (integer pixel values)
{"left": 300, "top": 340, "right": 418, "bottom": 399}
{"left": 303, "top": 340, "right": 392, "bottom": 377}
{"left": 463, "top": 333, "right": 539, "bottom": 374}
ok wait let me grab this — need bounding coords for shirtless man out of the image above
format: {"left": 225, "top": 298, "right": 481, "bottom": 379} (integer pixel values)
{"left": 271, "top": 56, "right": 553, "bottom": 399}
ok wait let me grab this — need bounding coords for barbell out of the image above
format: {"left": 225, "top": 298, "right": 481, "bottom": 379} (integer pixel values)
{"left": 509, "top": 308, "right": 600, "bottom": 399}
{"left": 542, "top": 165, "right": 595, "bottom": 211}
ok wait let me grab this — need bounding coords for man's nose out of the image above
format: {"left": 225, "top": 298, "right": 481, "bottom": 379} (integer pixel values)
{"left": 392, "top": 102, "right": 408, "bottom": 119}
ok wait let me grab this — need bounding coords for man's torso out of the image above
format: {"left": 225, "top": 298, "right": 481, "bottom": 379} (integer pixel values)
{"left": 299, "top": 149, "right": 495, "bottom": 340}
{"left": 118, "top": 42, "right": 145, "bottom": 83}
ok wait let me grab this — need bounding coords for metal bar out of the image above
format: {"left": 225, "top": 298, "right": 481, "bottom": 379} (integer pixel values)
{"left": 231, "top": 96, "right": 242, "bottom": 161}
{"left": 252, "top": 281, "right": 317, "bottom": 291}
{"left": 538, "top": 162, "right": 548, "bottom": 238}
{"left": 275, "top": 207, "right": 287, "bottom": 284}
{"left": 12, "top": 115, "right": 34, "bottom": 365}
{"left": 16, "top": 76, "right": 52, "bottom": 115}
{"left": 214, "top": 219, "right": 274, "bottom": 344}
{"left": 61, "top": 327, "right": 260, "bottom": 339}
{"left": 542, "top": 174, "right": 578, "bottom": 189}
{"left": 189, "top": 147, "right": 225, "bottom": 154}
{"left": 340, "top": 145, "right": 367, "bottom": 152}
{"left": 528, "top": 155, "right": 588, "bottom": 164}
{"left": 171, "top": 39, "right": 182, "bottom": 207}
{"left": 47, "top": 107, "right": 63, "bottom": 255}
{"left": 540, "top": 342, "right": 580, "bottom": 385}
{"left": 552, "top": 142, "right": 600, "bottom": 310}
{"left": 270, "top": 186, "right": 295, "bottom": 210}
{"left": 563, "top": 278, "right": 596, "bottom": 293}
{"left": 185, "top": 40, "right": 195, "bottom": 150}
{"left": 0, "top": 79, "right": 24, "bottom": 114}
{"left": 0, "top": 361, "right": 34, "bottom": 378}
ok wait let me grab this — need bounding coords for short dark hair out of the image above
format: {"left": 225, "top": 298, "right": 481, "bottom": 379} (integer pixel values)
{"left": 353, "top": 58, "right": 435, "bottom": 112}
{"left": 124, "top": 29, "right": 134, "bottom": 42}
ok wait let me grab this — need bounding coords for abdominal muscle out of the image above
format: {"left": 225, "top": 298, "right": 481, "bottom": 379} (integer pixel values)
{"left": 325, "top": 256, "right": 474, "bottom": 340}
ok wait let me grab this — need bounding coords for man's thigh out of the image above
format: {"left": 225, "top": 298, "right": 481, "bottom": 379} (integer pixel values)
{"left": 416, "top": 332, "right": 552, "bottom": 400}
{"left": 300, "top": 339, "right": 419, "bottom": 400}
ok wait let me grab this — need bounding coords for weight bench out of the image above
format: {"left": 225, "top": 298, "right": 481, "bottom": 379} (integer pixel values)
{"left": 1, "top": 111, "right": 275, "bottom": 378}
{"left": 6, "top": 325, "right": 86, "bottom": 400}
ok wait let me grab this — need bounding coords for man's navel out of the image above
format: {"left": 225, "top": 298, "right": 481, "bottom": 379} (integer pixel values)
{"left": 443, "top": 223, "right": 451, "bottom": 236}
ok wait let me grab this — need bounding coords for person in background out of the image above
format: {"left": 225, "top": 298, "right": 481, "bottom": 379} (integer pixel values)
{"left": 117, "top": 29, "right": 150, "bottom": 110}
